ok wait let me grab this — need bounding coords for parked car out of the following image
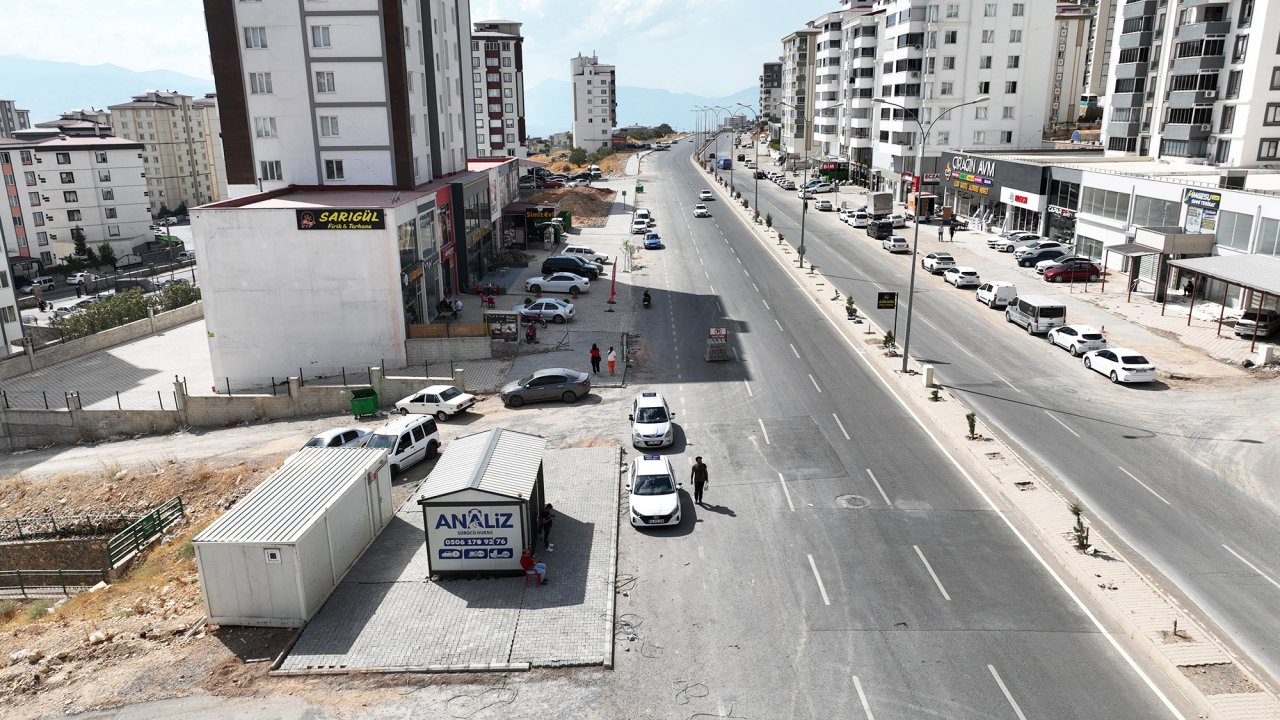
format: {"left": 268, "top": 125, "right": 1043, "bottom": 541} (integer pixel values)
{"left": 848, "top": 210, "right": 870, "bottom": 228}
{"left": 975, "top": 281, "right": 1018, "bottom": 309}
{"left": 1036, "top": 255, "right": 1090, "bottom": 274}
{"left": 988, "top": 231, "right": 1037, "bottom": 249}
{"left": 537, "top": 180, "right": 565, "bottom": 189}
{"left": 302, "top": 427, "right": 371, "bottom": 450}
{"left": 525, "top": 272, "right": 590, "bottom": 294}
{"left": 630, "top": 391, "right": 675, "bottom": 449}
{"left": 753, "top": 170, "right": 768, "bottom": 179}
{"left": 627, "top": 454, "right": 682, "bottom": 528}
{"left": 867, "top": 220, "right": 894, "bottom": 240}
{"left": 1048, "top": 325, "right": 1108, "bottom": 356}
{"left": 1016, "top": 248, "right": 1067, "bottom": 268}
{"left": 693, "top": 204, "right": 711, "bottom": 217}
{"left": 814, "top": 199, "right": 833, "bottom": 211}
{"left": 365, "top": 415, "right": 440, "bottom": 474}
{"left": 562, "top": 245, "right": 610, "bottom": 264}
{"left": 394, "top": 385, "right": 476, "bottom": 420}
{"left": 19, "top": 276, "right": 55, "bottom": 294}
{"left": 1043, "top": 262, "right": 1102, "bottom": 283}
{"left": 780, "top": 180, "right": 797, "bottom": 191}
{"left": 541, "top": 255, "right": 600, "bottom": 279}
{"left": 887, "top": 213, "right": 907, "bottom": 228}
{"left": 699, "top": 189, "right": 714, "bottom": 201}
{"left": 943, "top": 266, "right": 981, "bottom": 288}
{"left": 882, "top": 235, "right": 910, "bottom": 253}
{"left": 176, "top": 251, "right": 197, "bottom": 263}
{"left": 643, "top": 232, "right": 664, "bottom": 249}
{"left": 514, "top": 298, "right": 575, "bottom": 323}
{"left": 1013, "top": 240, "right": 1068, "bottom": 259}
{"left": 66, "top": 272, "right": 100, "bottom": 286}
{"left": 1083, "top": 348, "right": 1156, "bottom": 384}
{"left": 921, "top": 252, "right": 956, "bottom": 274}
{"left": 500, "top": 367, "right": 591, "bottom": 407}
{"left": 797, "top": 189, "right": 816, "bottom": 200}
{"left": 1234, "top": 309, "right": 1280, "bottom": 338}
{"left": 993, "top": 233, "right": 1043, "bottom": 252}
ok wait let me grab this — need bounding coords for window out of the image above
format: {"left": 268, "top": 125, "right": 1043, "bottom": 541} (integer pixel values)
{"left": 67, "top": 210, "right": 82, "bottom": 222}
{"left": 312, "top": 25, "right": 331, "bottom": 48}
{"left": 259, "top": 160, "right": 283, "bottom": 181}
{"left": 105, "top": 207, "right": 117, "bottom": 219}
{"left": 1008, "top": 56, "right": 1020, "bottom": 68}
{"left": 1232, "top": 35, "right": 1248, "bottom": 63}
{"left": 1012, "top": 3, "right": 1024, "bottom": 15}
{"left": 107, "top": 224, "right": 120, "bottom": 237}
{"left": 316, "top": 72, "right": 336, "bottom": 93}
{"left": 503, "top": 88, "right": 512, "bottom": 97}
{"left": 319, "top": 116, "right": 339, "bottom": 137}
{"left": 472, "top": 56, "right": 480, "bottom": 68}
{"left": 1080, "top": 187, "right": 1131, "bottom": 221}
{"left": 63, "top": 190, "right": 79, "bottom": 202}
{"left": 98, "top": 170, "right": 111, "bottom": 182}
{"left": 943, "top": 56, "right": 956, "bottom": 70}
{"left": 944, "top": 30, "right": 957, "bottom": 44}
{"left": 982, "top": 30, "right": 994, "bottom": 43}
{"left": 1259, "top": 138, "right": 1280, "bottom": 159}
{"left": 1263, "top": 104, "right": 1280, "bottom": 126}
{"left": 506, "top": 133, "right": 515, "bottom": 143}
{"left": 325, "top": 160, "right": 344, "bottom": 180}
{"left": 254, "top": 117, "right": 277, "bottom": 138}
{"left": 37, "top": 232, "right": 48, "bottom": 246}
{"left": 504, "top": 103, "right": 513, "bottom": 113}
{"left": 1131, "top": 196, "right": 1180, "bottom": 226}
{"left": 940, "top": 81, "right": 953, "bottom": 95}
{"left": 19, "top": 150, "right": 32, "bottom": 165}
{"left": 502, "top": 56, "right": 511, "bottom": 67}
{"left": 1216, "top": 210, "right": 1252, "bottom": 251}
{"left": 28, "top": 192, "right": 40, "bottom": 206}
{"left": 946, "top": 4, "right": 959, "bottom": 17}
{"left": 979, "top": 56, "right": 992, "bottom": 69}
{"left": 974, "top": 131, "right": 986, "bottom": 144}
{"left": 1009, "top": 29, "right": 1022, "bottom": 43}
{"left": 56, "top": 152, "right": 71, "bottom": 164}
{"left": 95, "top": 151, "right": 108, "bottom": 163}
{"left": 244, "top": 26, "right": 268, "bottom": 49}
{"left": 249, "top": 72, "right": 273, "bottom": 94}
{"left": 1005, "top": 81, "right": 1018, "bottom": 93}
{"left": 102, "top": 188, "right": 114, "bottom": 201}
{"left": 975, "top": 107, "right": 988, "bottom": 119}
{"left": 936, "top": 131, "right": 950, "bottom": 145}
{"left": 0, "top": 307, "right": 14, "bottom": 324}
{"left": 1271, "top": 68, "right": 1280, "bottom": 90}
{"left": 984, "top": 3, "right": 996, "bottom": 16}
{"left": 1000, "top": 131, "right": 1013, "bottom": 143}
{"left": 32, "top": 212, "right": 44, "bottom": 226}
{"left": 978, "top": 81, "right": 990, "bottom": 94}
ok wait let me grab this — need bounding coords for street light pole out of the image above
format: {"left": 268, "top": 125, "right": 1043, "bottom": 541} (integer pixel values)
{"left": 736, "top": 103, "right": 762, "bottom": 215}
{"left": 873, "top": 95, "right": 989, "bottom": 374}
{"left": 799, "top": 198, "right": 808, "bottom": 268}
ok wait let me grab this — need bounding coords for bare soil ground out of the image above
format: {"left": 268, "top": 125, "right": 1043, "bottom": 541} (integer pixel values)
{"left": 522, "top": 187, "right": 617, "bottom": 228}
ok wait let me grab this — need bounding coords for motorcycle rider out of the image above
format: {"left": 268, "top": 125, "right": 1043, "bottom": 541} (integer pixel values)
{"left": 642, "top": 289, "right": 652, "bottom": 308}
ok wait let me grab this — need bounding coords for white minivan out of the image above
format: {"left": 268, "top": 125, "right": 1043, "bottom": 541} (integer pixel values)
{"left": 364, "top": 415, "right": 441, "bottom": 474}
{"left": 1005, "top": 295, "right": 1067, "bottom": 334}
{"left": 975, "top": 281, "right": 1018, "bottom": 309}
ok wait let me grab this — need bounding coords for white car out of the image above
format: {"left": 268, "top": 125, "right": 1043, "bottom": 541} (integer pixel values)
{"left": 525, "top": 272, "right": 590, "bottom": 294}
{"left": 176, "top": 251, "right": 197, "bottom": 263}
{"left": 693, "top": 203, "right": 711, "bottom": 217}
{"left": 993, "top": 233, "right": 1043, "bottom": 252}
{"left": 514, "top": 298, "right": 575, "bottom": 323}
{"left": 815, "top": 199, "right": 833, "bottom": 211}
{"left": 66, "top": 272, "right": 100, "bottom": 286}
{"left": 780, "top": 180, "right": 797, "bottom": 191}
{"left": 1082, "top": 347, "right": 1156, "bottom": 384}
{"left": 809, "top": 182, "right": 836, "bottom": 193}
{"left": 848, "top": 211, "right": 870, "bottom": 228}
{"left": 627, "top": 454, "right": 683, "bottom": 527}
{"left": 395, "top": 384, "right": 476, "bottom": 420}
{"left": 1013, "top": 240, "right": 1068, "bottom": 259}
{"left": 699, "top": 189, "right": 714, "bottom": 201}
{"left": 563, "top": 245, "right": 610, "bottom": 264}
{"left": 943, "top": 266, "right": 981, "bottom": 288}
{"left": 988, "top": 231, "right": 1037, "bottom": 249}
{"left": 798, "top": 189, "right": 816, "bottom": 200}
{"left": 921, "top": 252, "right": 956, "bottom": 274}
{"left": 1048, "top": 325, "right": 1108, "bottom": 356}
{"left": 302, "top": 427, "right": 371, "bottom": 449}
{"left": 19, "top": 276, "right": 55, "bottom": 294}
{"left": 882, "top": 236, "right": 910, "bottom": 253}
{"left": 887, "top": 213, "right": 908, "bottom": 228}
{"left": 630, "top": 391, "right": 675, "bottom": 449}
{"left": 631, "top": 219, "right": 649, "bottom": 234}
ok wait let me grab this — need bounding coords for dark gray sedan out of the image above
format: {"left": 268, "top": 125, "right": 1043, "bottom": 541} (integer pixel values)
{"left": 500, "top": 368, "right": 592, "bottom": 407}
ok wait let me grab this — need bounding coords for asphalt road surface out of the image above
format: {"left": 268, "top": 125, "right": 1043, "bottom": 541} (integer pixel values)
{"left": 714, "top": 133, "right": 1280, "bottom": 689}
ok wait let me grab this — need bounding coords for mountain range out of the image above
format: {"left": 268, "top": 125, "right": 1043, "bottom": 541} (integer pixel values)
{"left": 0, "top": 54, "right": 754, "bottom": 139}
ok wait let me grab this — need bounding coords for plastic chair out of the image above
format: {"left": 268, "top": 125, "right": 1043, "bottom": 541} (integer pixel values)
{"left": 524, "top": 570, "right": 541, "bottom": 587}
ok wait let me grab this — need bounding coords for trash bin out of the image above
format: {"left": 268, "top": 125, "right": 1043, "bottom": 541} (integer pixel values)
{"left": 351, "top": 388, "right": 379, "bottom": 419}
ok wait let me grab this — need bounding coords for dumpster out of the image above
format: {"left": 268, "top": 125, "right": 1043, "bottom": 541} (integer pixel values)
{"left": 351, "top": 388, "right": 379, "bottom": 419}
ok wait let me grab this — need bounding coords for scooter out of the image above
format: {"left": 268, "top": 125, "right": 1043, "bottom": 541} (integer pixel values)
{"left": 642, "top": 291, "right": 652, "bottom": 309}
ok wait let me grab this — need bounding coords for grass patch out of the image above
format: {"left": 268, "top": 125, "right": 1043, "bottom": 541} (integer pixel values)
{"left": 24, "top": 599, "right": 54, "bottom": 621}
{"left": 0, "top": 600, "right": 20, "bottom": 623}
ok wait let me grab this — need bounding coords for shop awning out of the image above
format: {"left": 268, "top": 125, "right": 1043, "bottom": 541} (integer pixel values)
{"left": 1168, "top": 254, "right": 1280, "bottom": 297}
{"left": 1105, "top": 242, "right": 1162, "bottom": 257}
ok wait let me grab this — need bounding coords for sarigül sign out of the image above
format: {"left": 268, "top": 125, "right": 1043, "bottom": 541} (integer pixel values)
{"left": 296, "top": 208, "right": 386, "bottom": 230}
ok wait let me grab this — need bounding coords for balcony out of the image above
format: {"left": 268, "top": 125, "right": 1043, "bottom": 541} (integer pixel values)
{"left": 1107, "top": 121, "right": 1144, "bottom": 138}
{"left": 1111, "top": 62, "right": 1149, "bottom": 80}
{"left": 1161, "top": 122, "right": 1212, "bottom": 142}
{"left": 1118, "top": 31, "right": 1153, "bottom": 50}
{"left": 1122, "top": 0, "right": 1158, "bottom": 19}
{"left": 1109, "top": 92, "right": 1148, "bottom": 108}
{"left": 1165, "top": 88, "right": 1220, "bottom": 107}
{"left": 1175, "top": 21, "right": 1232, "bottom": 41}
{"left": 1171, "top": 54, "right": 1225, "bottom": 74}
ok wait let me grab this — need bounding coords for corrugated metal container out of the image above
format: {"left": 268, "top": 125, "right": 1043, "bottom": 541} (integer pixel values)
{"left": 416, "top": 428, "right": 546, "bottom": 577}
{"left": 193, "top": 447, "right": 392, "bottom": 627}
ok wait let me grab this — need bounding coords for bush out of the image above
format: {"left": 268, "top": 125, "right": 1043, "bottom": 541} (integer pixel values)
{"left": 24, "top": 599, "right": 53, "bottom": 621}
{"left": 51, "top": 284, "right": 201, "bottom": 340}
{"left": 568, "top": 147, "right": 588, "bottom": 165}
{"left": 0, "top": 600, "right": 19, "bottom": 623}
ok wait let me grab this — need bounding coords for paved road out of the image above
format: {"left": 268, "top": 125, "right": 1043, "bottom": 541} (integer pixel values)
{"left": 730, "top": 135, "right": 1280, "bottom": 688}
{"left": 592, "top": 142, "right": 1181, "bottom": 718}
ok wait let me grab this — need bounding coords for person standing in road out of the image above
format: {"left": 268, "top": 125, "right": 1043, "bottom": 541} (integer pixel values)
{"left": 589, "top": 343, "right": 602, "bottom": 374}
{"left": 937, "top": 225, "right": 944, "bottom": 242}
{"left": 540, "top": 503, "right": 555, "bottom": 551}
{"left": 949, "top": 223, "right": 956, "bottom": 241}
{"left": 607, "top": 347, "right": 617, "bottom": 375}
{"left": 690, "top": 456, "right": 709, "bottom": 505}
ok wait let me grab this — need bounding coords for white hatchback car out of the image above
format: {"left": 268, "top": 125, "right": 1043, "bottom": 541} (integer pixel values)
{"left": 627, "top": 454, "right": 683, "bottom": 527}
{"left": 693, "top": 203, "right": 711, "bottom": 217}
{"left": 882, "top": 236, "right": 910, "bottom": 253}
{"left": 630, "top": 391, "right": 675, "bottom": 449}
{"left": 1082, "top": 347, "right": 1156, "bottom": 384}
{"left": 699, "top": 189, "right": 714, "bottom": 201}
{"left": 1047, "top": 325, "right": 1107, "bottom": 356}
{"left": 632, "top": 219, "right": 649, "bottom": 234}
{"left": 943, "top": 266, "right": 981, "bottom": 288}
{"left": 562, "top": 245, "right": 610, "bottom": 264}
{"left": 395, "top": 384, "right": 476, "bottom": 420}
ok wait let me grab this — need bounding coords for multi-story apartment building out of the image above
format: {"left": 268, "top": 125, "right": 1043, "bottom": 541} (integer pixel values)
{"left": 1083, "top": 0, "right": 1118, "bottom": 114}
{"left": 838, "top": 4, "right": 883, "bottom": 186}
{"left": 34, "top": 109, "right": 113, "bottom": 137}
{"left": 0, "top": 131, "right": 149, "bottom": 263}
{"left": 109, "top": 91, "right": 228, "bottom": 216}
{"left": 471, "top": 19, "right": 527, "bottom": 158}
{"left": 570, "top": 53, "right": 616, "bottom": 151}
{"left": 0, "top": 100, "right": 31, "bottom": 139}
{"left": 780, "top": 28, "right": 819, "bottom": 159}
{"left": 203, "top": 0, "right": 474, "bottom": 195}
{"left": 1051, "top": 2, "right": 1096, "bottom": 127}
{"left": 193, "top": 95, "right": 229, "bottom": 204}
{"left": 760, "top": 60, "right": 783, "bottom": 122}
{"left": 812, "top": 11, "right": 849, "bottom": 158}
{"left": 1101, "top": 0, "right": 1272, "bottom": 167}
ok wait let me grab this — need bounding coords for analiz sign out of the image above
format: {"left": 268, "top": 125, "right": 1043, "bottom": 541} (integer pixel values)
{"left": 296, "top": 208, "right": 386, "bottom": 230}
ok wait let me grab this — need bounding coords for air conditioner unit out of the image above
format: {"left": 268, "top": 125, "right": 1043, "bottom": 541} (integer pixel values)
{"left": 1204, "top": 90, "right": 1217, "bottom": 98}
{"left": 1200, "top": 124, "right": 1212, "bottom": 131}
{"left": 41, "top": 196, "right": 50, "bottom": 202}
{"left": 911, "top": 72, "right": 920, "bottom": 78}
{"left": 37, "top": 177, "right": 45, "bottom": 183}
{"left": 35, "top": 157, "right": 42, "bottom": 163}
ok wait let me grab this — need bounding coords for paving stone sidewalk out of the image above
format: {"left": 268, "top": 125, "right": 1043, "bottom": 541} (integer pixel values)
{"left": 278, "top": 444, "right": 620, "bottom": 672}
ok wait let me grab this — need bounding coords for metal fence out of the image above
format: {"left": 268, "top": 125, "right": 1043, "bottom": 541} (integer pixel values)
{"left": 1, "top": 388, "right": 181, "bottom": 412}
{"left": 0, "top": 569, "right": 107, "bottom": 597}
{"left": 0, "top": 512, "right": 140, "bottom": 542}
{"left": 106, "top": 497, "right": 184, "bottom": 569}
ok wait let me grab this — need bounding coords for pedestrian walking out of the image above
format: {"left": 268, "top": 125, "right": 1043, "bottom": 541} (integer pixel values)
{"left": 690, "top": 457, "right": 709, "bottom": 504}
{"left": 948, "top": 224, "right": 956, "bottom": 241}
{"left": 1184, "top": 279, "right": 1194, "bottom": 297}
{"left": 589, "top": 343, "right": 602, "bottom": 374}
{"left": 76, "top": 285, "right": 83, "bottom": 298}
{"left": 540, "top": 503, "right": 555, "bottom": 551}
{"left": 937, "top": 225, "right": 944, "bottom": 242}
{"left": 607, "top": 346, "right": 617, "bottom": 375}
{"left": 520, "top": 548, "right": 548, "bottom": 585}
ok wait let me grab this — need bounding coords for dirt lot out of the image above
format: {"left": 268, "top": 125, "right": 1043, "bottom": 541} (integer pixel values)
{"left": 521, "top": 186, "right": 617, "bottom": 228}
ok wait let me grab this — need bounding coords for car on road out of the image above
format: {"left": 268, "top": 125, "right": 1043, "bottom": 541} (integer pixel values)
{"left": 302, "top": 427, "right": 371, "bottom": 449}
{"left": 693, "top": 203, "right": 711, "bottom": 217}
{"left": 1015, "top": 247, "right": 1067, "bottom": 268}
{"left": 631, "top": 219, "right": 650, "bottom": 234}
{"left": 514, "top": 298, "right": 575, "bottom": 323}
{"left": 176, "top": 251, "right": 197, "bottom": 263}
{"left": 537, "top": 180, "right": 564, "bottom": 189}
{"left": 882, "top": 235, "right": 910, "bottom": 253}
{"left": 525, "top": 272, "right": 590, "bottom": 294}
{"left": 66, "top": 272, "right": 100, "bottom": 286}
{"left": 19, "top": 276, "right": 55, "bottom": 295}
{"left": 518, "top": 176, "right": 539, "bottom": 189}
{"left": 1234, "top": 309, "right": 1279, "bottom": 337}
{"left": 943, "top": 266, "right": 981, "bottom": 288}
{"left": 699, "top": 189, "right": 714, "bottom": 201}
{"left": 797, "top": 188, "right": 816, "bottom": 199}
{"left": 847, "top": 210, "right": 870, "bottom": 228}
{"left": 630, "top": 391, "right": 675, "bottom": 449}
{"left": 753, "top": 170, "right": 767, "bottom": 179}
{"left": 643, "top": 232, "right": 664, "bottom": 249}
{"left": 1048, "top": 325, "right": 1108, "bottom": 356}
{"left": 1043, "top": 262, "right": 1102, "bottom": 283}
{"left": 1082, "top": 348, "right": 1156, "bottom": 384}
{"left": 921, "top": 252, "right": 956, "bottom": 274}
{"left": 780, "top": 180, "right": 797, "bottom": 191}
{"left": 541, "top": 255, "right": 600, "bottom": 279}
{"left": 814, "top": 199, "right": 833, "bottom": 211}
{"left": 500, "top": 367, "right": 591, "bottom": 407}
{"left": 975, "top": 281, "right": 1018, "bottom": 309}
{"left": 1036, "top": 255, "right": 1091, "bottom": 274}
{"left": 992, "top": 233, "right": 1043, "bottom": 252}
{"left": 562, "top": 245, "right": 610, "bottom": 264}
{"left": 53, "top": 298, "right": 99, "bottom": 318}
{"left": 627, "top": 454, "right": 682, "bottom": 527}
{"left": 395, "top": 384, "right": 476, "bottom": 420}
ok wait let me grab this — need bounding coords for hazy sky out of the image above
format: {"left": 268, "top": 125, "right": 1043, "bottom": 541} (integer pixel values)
{"left": 5, "top": 0, "right": 835, "bottom": 95}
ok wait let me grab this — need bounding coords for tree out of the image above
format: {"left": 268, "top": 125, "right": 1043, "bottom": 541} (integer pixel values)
{"left": 175, "top": 201, "right": 188, "bottom": 216}
{"left": 568, "top": 147, "right": 588, "bottom": 165}
{"left": 73, "top": 230, "right": 88, "bottom": 257}
{"left": 654, "top": 123, "right": 674, "bottom": 137}
{"left": 82, "top": 247, "right": 99, "bottom": 266}
{"left": 97, "top": 242, "right": 118, "bottom": 269}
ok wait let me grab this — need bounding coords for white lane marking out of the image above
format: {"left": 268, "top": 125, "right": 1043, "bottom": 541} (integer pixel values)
{"left": 913, "top": 545, "right": 951, "bottom": 601}
{"left": 762, "top": 298, "right": 771, "bottom": 310}
{"left": 1222, "top": 545, "right": 1280, "bottom": 592}
{"left": 758, "top": 418, "right": 770, "bottom": 445}
{"left": 988, "top": 665, "right": 1028, "bottom": 720}
{"left": 807, "top": 553, "right": 831, "bottom": 605}
{"left": 956, "top": 344, "right": 977, "bottom": 359}
{"left": 697, "top": 545, "right": 705, "bottom": 560}
{"left": 779, "top": 472, "right": 794, "bottom": 511}
{"left": 704, "top": 270, "right": 709, "bottom": 278}
{"left": 833, "top": 413, "right": 851, "bottom": 440}
{"left": 1043, "top": 410, "right": 1081, "bottom": 438}
{"left": 1118, "top": 466, "right": 1171, "bottom": 505}
{"left": 852, "top": 676, "right": 875, "bottom": 720}
{"left": 737, "top": 256, "right": 743, "bottom": 265}
{"left": 992, "top": 372, "right": 1020, "bottom": 393}
{"left": 809, "top": 373, "right": 822, "bottom": 393}
{"left": 865, "top": 469, "right": 891, "bottom": 506}
{"left": 790, "top": 343, "right": 800, "bottom": 358}
{"left": 775, "top": 319, "right": 784, "bottom": 331}
{"left": 743, "top": 379, "right": 753, "bottom": 397}
{"left": 710, "top": 284, "right": 716, "bottom": 294}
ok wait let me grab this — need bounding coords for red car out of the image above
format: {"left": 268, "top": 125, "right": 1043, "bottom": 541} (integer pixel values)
{"left": 1043, "top": 261, "right": 1102, "bottom": 283}
{"left": 537, "top": 180, "right": 564, "bottom": 189}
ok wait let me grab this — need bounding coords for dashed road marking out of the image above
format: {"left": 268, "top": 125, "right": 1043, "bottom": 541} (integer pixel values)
{"left": 914, "top": 545, "right": 951, "bottom": 600}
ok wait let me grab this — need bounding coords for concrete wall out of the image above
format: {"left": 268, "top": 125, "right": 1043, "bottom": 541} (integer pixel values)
{"left": 405, "top": 336, "right": 491, "bottom": 364}
{"left": 0, "top": 538, "right": 110, "bottom": 573}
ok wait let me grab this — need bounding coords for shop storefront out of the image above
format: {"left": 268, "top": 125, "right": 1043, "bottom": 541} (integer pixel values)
{"left": 940, "top": 152, "right": 1048, "bottom": 233}
{"left": 453, "top": 176, "right": 494, "bottom": 290}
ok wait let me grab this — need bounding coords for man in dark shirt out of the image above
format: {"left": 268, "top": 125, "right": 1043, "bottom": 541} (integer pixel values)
{"left": 690, "top": 457, "right": 709, "bottom": 505}
{"left": 540, "top": 503, "right": 554, "bottom": 550}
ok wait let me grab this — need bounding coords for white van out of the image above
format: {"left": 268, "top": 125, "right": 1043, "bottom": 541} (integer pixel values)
{"left": 1005, "top": 295, "right": 1067, "bottom": 334}
{"left": 588, "top": 164, "right": 602, "bottom": 177}
{"left": 364, "top": 415, "right": 441, "bottom": 474}
{"left": 975, "top": 281, "right": 1017, "bottom": 309}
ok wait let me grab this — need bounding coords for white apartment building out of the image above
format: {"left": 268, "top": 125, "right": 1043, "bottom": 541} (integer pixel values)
{"left": 780, "top": 29, "right": 819, "bottom": 159}
{"left": 1083, "top": 0, "right": 1118, "bottom": 110}
{"left": 34, "top": 109, "right": 113, "bottom": 136}
{"left": 812, "top": 12, "right": 849, "bottom": 158}
{"left": 109, "top": 90, "right": 228, "bottom": 215}
{"left": 0, "top": 133, "right": 150, "bottom": 263}
{"left": 761, "top": 60, "right": 782, "bottom": 123}
{"left": 205, "top": 0, "right": 473, "bottom": 195}
{"left": 838, "top": 5, "right": 883, "bottom": 185}
{"left": 0, "top": 100, "right": 31, "bottom": 139}
{"left": 570, "top": 53, "right": 616, "bottom": 151}
{"left": 472, "top": 20, "right": 527, "bottom": 158}
{"left": 193, "top": 95, "right": 229, "bottom": 203}
{"left": 1051, "top": 3, "right": 1095, "bottom": 127}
